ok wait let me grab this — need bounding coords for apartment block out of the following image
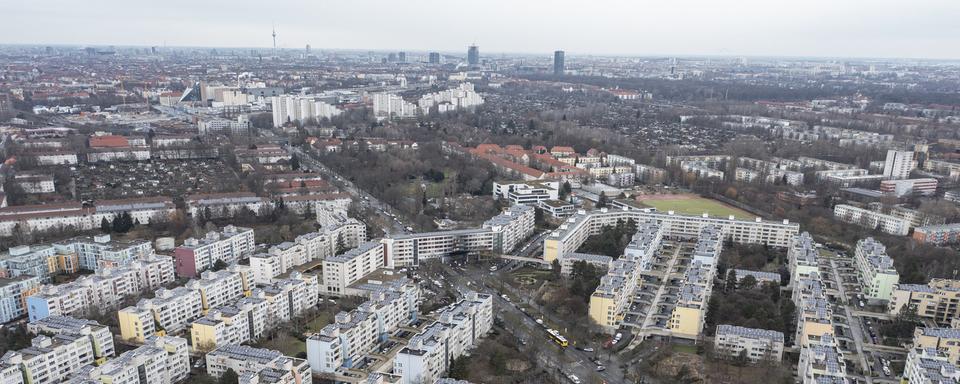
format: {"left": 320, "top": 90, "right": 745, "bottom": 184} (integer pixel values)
{"left": 185, "top": 193, "right": 269, "bottom": 219}
{"left": 54, "top": 234, "right": 154, "bottom": 271}
{"left": 322, "top": 241, "right": 384, "bottom": 295}
{"left": 542, "top": 208, "right": 798, "bottom": 263}
{"left": 27, "top": 316, "right": 115, "bottom": 365}
{"left": 173, "top": 225, "right": 255, "bottom": 277}
{"left": 589, "top": 220, "right": 662, "bottom": 330}
{"left": 797, "top": 334, "right": 847, "bottom": 384}
{"left": 913, "top": 327, "right": 960, "bottom": 366}
{"left": 394, "top": 292, "right": 493, "bottom": 384}
{"left": 854, "top": 237, "right": 899, "bottom": 302}
{"left": 0, "top": 275, "right": 41, "bottom": 323}
{"left": 190, "top": 298, "right": 267, "bottom": 352}
{"left": 307, "top": 280, "right": 419, "bottom": 373}
{"left": 84, "top": 336, "right": 190, "bottom": 384}
{"left": 668, "top": 261, "right": 714, "bottom": 337}
{"left": 902, "top": 347, "right": 960, "bottom": 384}
{"left": 0, "top": 244, "right": 76, "bottom": 283}
{"left": 913, "top": 223, "right": 960, "bottom": 246}
{"left": 714, "top": 324, "right": 784, "bottom": 363}
{"left": 205, "top": 345, "right": 311, "bottom": 383}
{"left": 0, "top": 333, "right": 100, "bottom": 384}
{"left": 26, "top": 255, "right": 176, "bottom": 322}
{"left": 119, "top": 287, "right": 204, "bottom": 342}
{"left": 834, "top": 204, "right": 911, "bottom": 236}
{"left": 889, "top": 279, "right": 960, "bottom": 325}
{"left": 784, "top": 232, "right": 821, "bottom": 280}
{"left": 793, "top": 274, "right": 834, "bottom": 347}
{"left": 382, "top": 205, "right": 534, "bottom": 267}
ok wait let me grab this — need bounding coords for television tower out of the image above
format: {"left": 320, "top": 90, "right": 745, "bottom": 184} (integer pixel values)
{"left": 272, "top": 25, "right": 277, "bottom": 58}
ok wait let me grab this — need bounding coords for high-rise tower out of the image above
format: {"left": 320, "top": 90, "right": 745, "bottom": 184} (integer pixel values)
{"left": 554, "top": 50, "right": 565, "bottom": 75}
{"left": 467, "top": 45, "right": 479, "bottom": 66}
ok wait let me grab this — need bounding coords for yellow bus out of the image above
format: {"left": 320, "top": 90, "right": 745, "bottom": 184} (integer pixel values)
{"left": 546, "top": 328, "right": 569, "bottom": 348}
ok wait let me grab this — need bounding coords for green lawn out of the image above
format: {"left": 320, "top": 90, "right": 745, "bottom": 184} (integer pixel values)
{"left": 637, "top": 197, "right": 756, "bottom": 220}
{"left": 672, "top": 343, "right": 699, "bottom": 354}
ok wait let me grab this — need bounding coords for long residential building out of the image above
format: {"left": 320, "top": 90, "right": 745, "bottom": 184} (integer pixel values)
{"left": 668, "top": 227, "right": 722, "bottom": 338}
{"left": 833, "top": 204, "right": 911, "bottom": 236}
{"left": 0, "top": 198, "right": 175, "bottom": 237}
{"left": 25, "top": 254, "right": 175, "bottom": 321}
{"left": 185, "top": 192, "right": 270, "bottom": 219}
{"left": 307, "top": 278, "right": 419, "bottom": 373}
{"left": 798, "top": 334, "right": 848, "bottom": 384}
{"left": 206, "top": 345, "right": 311, "bottom": 384}
{"left": 173, "top": 225, "right": 255, "bottom": 277}
{"left": 853, "top": 237, "right": 899, "bottom": 302}
{"left": 382, "top": 205, "right": 535, "bottom": 267}
{"left": 588, "top": 220, "right": 662, "bottom": 330}
{"left": 543, "top": 207, "right": 799, "bottom": 263}
{"left": 393, "top": 292, "right": 493, "bottom": 384}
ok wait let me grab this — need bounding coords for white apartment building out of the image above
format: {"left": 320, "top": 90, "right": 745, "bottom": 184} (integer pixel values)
{"left": 854, "top": 237, "right": 900, "bottom": 302}
{"left": 187, "top": 269, "right": 251, "bottom": 312}
{"left": 902, "top": 347, "right": 960, "bottom": 384}
{"left": 206, "top": 345, "right": 311, "bottom": 383}
{"left": 0, "top": 244, "right": 62, "bottom": 282}
{"left": 323, "top": 241, "right": 384, "bottom": 295}
{"left": 0, "top": 333, "right": 98, "bottom": 384}
{"left": 307, "top": 280, "right": 419, "bottom": 373}
{"left": 174, "top": 225, "right": 255, "bottom": 277}
{"left": 271, "top": 95, "right": 343, "bottom": 128}
{"left": 13, "top": 173, "right": 55, "bottom": 194}
{"left": 889, "top": 279, "right": 960, "bottom": 325}
{"left": 27, "top": 316, "right": 116, "bottom": 365}
{"left": 714, "top": 324, "right": 784, "bottom": 363}
{"left": 26, "top": 255, "right": 175, "bottom": 322}
{"left": 185, "top": 193, "right": 269, "bottom": 220}
{"left": 883, "top": 149, "right": 916, "bottom": 180}
{"left": 417, "top": 83, "right": 484, "bottom": 114}
{"left": 92, "top": 336, "right": 190, "bottom": 384}
{"left": 53, "top": 234, "right": 154, "bottom": 271}
{"left": 373, "top": 93, "right": 417, "bottom": 119}
{"left": 833, "top": 204, "right": 911, "bottom": 236}
{"left": 788, "top": 233, "right": 821, "bottom": 288}
{"left": 198, "top": 116, "right": 252, "bottom": 136}
{"left": 542, "top": 208, "right": 799, "bottom": 263}
{"left": 190, "top": 298, "right": 266, "bottom": 351}
{"left": 394, "top": 292, "right": 493, "bottom": 384}
{"left": 118, "top": 287, "right": 204, "bottom": 342}
{"left": 382, "top": 205, "right": 536, "bottom": 267}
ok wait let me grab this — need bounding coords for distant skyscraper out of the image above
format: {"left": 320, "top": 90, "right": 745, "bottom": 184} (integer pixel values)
{"left": 398, "top": 51, "right": 406, "bottom": 63}
{"left": 429, "top": 52, "right": 441, "bottom": 64}
{"left": 306, "top": 44, "right": 311, "bottom": 54}
{"left": 467, "top": 45, "right": 479, "bottom": 66}
{"left": 553, "top": 50, "right": 565, "bottom": 75}
{"left": 388, "top": 52, "right": 397, "bottom": 62}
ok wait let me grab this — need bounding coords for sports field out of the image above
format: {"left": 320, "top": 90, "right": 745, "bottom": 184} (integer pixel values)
{"left": 635, "top": 194, "right": 756, "bottom": 220}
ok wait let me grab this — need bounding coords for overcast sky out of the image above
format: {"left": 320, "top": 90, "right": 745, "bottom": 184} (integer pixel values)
{"left": 4, "top": 0, "right": 960, "bottom": 59}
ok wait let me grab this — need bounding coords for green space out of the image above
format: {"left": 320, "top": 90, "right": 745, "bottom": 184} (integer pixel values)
{"left": 637, "top": 196, "right": 756, "bottom": 220}
{"left": 671, "top": 344, "right": 699, "bottom": 354}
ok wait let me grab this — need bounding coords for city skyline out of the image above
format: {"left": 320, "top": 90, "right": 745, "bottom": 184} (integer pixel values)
{"left": 4, "top": 0, "right": 960, "bottom": 60}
